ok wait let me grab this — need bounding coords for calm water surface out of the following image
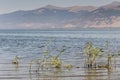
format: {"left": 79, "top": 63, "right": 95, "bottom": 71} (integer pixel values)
{"left": 0, "top": 29, "right": 120, "bottom": 80}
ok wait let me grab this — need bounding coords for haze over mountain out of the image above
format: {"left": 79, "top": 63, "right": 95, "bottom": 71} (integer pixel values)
{"left": 0, "top": 1, "right": 120, "bottom": 29}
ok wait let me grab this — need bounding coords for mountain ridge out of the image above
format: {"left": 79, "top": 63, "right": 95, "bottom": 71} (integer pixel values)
{"left": 0, "top": 1, "right": 120, "bottom": 29}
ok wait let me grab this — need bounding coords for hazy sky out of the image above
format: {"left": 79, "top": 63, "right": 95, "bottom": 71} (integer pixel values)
{"left": 0, "top": 0, "right": 120, "bottom": 14}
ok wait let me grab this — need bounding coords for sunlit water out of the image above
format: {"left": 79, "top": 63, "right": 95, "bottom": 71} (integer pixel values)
{"left": 0, "top": 29, "right": 120, "bottom": 80}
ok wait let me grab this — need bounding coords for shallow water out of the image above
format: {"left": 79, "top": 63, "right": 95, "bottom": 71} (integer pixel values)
{"left": 0, "top": 29, "right": 120, "bottom": 80}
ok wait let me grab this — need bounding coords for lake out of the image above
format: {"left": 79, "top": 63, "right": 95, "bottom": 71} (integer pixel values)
{"left": 0, "top": 29, "right": 120, "bottom": 80}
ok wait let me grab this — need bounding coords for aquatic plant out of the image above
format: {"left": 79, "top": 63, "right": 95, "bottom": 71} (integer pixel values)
{"left": 29, "top": 45, "right": 68, "bottom": 72}
{"left": 29, "top": 45, "right": 50, "bottom": 72}
{"left": 50, "top": 56, "right": 62, "bottom": 68}
{"left": 50, "top": 49, "right": 65, "bottom": 68}
{"left": 29, "top": 59, "right": 41, "bottom": 72}
{"left": 83, "top": 41, "right": 118, "bottom": 71}
{"left": 65, "top": 64, "right": 73, "bottom": 70}
{"left": 12, "top": 55, "right": 19, "bottom": 64}
{"left": 105, "top": 41, "right": 113, "bottom": 70}
{"left": 84, "top": 42, "right": 103, "bottom": 68}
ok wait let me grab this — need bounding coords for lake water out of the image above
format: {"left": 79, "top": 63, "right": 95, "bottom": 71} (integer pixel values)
{"left": 0, "top": 29, "right": 120, "bottom": 80}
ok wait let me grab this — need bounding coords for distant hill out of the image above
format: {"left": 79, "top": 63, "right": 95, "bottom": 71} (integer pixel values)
{"left": 0, "top": 1, "right": 120, "bottom": 29}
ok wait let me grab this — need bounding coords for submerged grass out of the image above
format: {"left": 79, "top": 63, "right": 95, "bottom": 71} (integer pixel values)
{"left": 11, "top": 41, "right": 120, "bottom": 79}
{"left": 83, "top": 41, "right": 118, "bottom": 72}
{"left": 29, "top": 44, "right": 72, "bottom": 73}
{"left": 12, "top": 55, "right": 19, "bottom": 64}
{"left": 84, "top": 42, "right": 103, "bottom": 68}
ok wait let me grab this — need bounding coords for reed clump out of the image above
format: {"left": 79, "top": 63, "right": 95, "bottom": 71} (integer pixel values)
{"left": 84, "top": 41, "right": 116, "bottom": 71}
{"left": 84, "top": 42, "right": 103, "bottom": 68}
{"left": 11, "top": 41, "right": 119, "bottom": 74}
{"left": 12, "top": 55, "right": 19, "bottom": 64}
{"left": 29, "top": 45, "right": 72, "bottom": 72}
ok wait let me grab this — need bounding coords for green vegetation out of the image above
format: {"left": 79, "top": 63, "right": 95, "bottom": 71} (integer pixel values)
{"left": 29, "top": 45, "right": 72, "bottom": 72}
{"left": 12, "top": 55, "right": 19, "bottom": 64}
{"left": 84, "top": 42, "right": 103, "bottom": 68}
{"left": 84, "top": 41, "right": 117, "bottom": 71}
{"left": 12, "top": 41, "right": 119, "bottom": 74}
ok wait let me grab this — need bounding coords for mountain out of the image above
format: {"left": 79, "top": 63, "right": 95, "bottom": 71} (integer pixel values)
{"left": 79, "top": 1, "right": 120, "bottom": 28}
{"left": 0, "top": 1, "right": 120, "bottom": 29}
{"left": 102, "top": 1, "right": 120, "bottom": 10}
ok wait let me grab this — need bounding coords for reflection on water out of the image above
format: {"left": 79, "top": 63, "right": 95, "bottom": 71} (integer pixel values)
{"left": 0, "top": 30, "right": 120, "bottom": 80}
{"left": 0, "top": 56, "right": 120, "bottom": 80}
